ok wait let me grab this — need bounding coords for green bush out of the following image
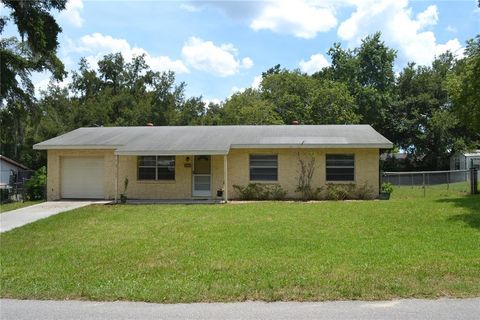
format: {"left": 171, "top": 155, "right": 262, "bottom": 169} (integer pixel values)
{"left": 295, "top": 185, "right": 323, "bottom": 201}
{"left": 26, "top": 167, "right": 47, "bottom": 200}
{"left": 269, "top": 184, "right": 287, "bottom": 200}
{"left": 0, "top": 188, "right": 11, "bottom": 204}
{"left": 325, "top": 183, "right": 355, "bottom": 200}
{"left": 355, "top": 183, "right": 375, "bottom": 200}
{"left": 233, "top": 183, "right": 286, "bottom": 200}
{"left": 381, "top": 182, "right": 394, "bottom": 194}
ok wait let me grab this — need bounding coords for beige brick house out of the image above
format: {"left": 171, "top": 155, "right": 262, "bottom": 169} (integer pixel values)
{"left": 34, "top": 125, "right": 392, "bottom": 201}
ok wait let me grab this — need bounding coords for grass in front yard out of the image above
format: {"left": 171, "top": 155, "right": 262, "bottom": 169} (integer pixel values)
{"left": 0, "top": 189, "right": 479, "bottom": 302}
{"left": 0, "top": 201, "right": 42, "bottom": 213}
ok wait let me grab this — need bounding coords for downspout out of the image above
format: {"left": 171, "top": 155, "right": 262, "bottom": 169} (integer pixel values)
{"left": 223, "top": 154, "right": 228, "bottom": 203}
{"left": 114, "top": 154, "right": 119, "bottom": 203}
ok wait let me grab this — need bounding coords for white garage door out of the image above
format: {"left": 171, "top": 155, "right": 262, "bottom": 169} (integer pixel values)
{"left": 61, "top": 157, "right": 105, "bottom": 199}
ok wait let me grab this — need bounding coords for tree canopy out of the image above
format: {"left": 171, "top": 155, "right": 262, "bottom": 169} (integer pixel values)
{"left": 0, "top": 6, "right": 478, "bottom": 172}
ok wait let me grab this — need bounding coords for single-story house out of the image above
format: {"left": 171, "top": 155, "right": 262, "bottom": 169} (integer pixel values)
{"left": 33, "top": 125, "right": 393, "bottom": 201}
{"left": 450, "top": 150, "right": 480, "bottom": 171}
{"left": 0, "top": 155, "right": 30, "bottom": 189}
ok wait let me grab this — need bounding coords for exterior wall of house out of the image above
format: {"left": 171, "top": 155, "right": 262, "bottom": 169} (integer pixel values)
{"left": 118, "top": 155, "right": 191, "bottom": 200}
{"left": 226, "top": 148, "right": 380, "bottom": 199}
{"left": 46, "top": 149, "right": 116, "bottom": 200}
{"left": 116, "top": 155, "right": 226, "bottom": 200}
{"left": 47, "top": 148, "right": 380, "bottom": 200}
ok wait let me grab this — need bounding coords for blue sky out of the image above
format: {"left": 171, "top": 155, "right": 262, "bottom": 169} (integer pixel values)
{"left": 2, "top": 0, "right": 479, "bottom": 103}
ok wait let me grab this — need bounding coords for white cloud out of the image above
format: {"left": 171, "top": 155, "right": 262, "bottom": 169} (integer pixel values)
{"left": 180, "top": 3, "right": 201, "bottom": 12}
{"left": 184, "top": 1, "right": 264, "bottom": 21}
{"left": 446, "top": 25, "right": 457, "bottom": 33}
{"left": 231, "top": 86, "right": 246, "bottom": 94}
{"left": 190, "top": 0, "right": 337, "bottom": 39}
{"left": 337, "top": 0, "right": 464, "bottom": 65}
{"left": 34, "top": 77, "right": 53, "bottom": 96}
{"left": 299, "top": 54, "right": 330, "bottom": 75}
{"left": 181, "top": 37, "right": 253, "bottom": 76}
{"left": 242, "top": 57, "right": 254, "bottom": 69}
{"left": 251, "top": 75, "right": 262, "bottom": 89}
{"left": 71, "top": 33, "right": 189, "bottom": 74}
{"left": 33, "top": 73, "right": 71, "bottom": 97}
{"left": 250, "top": 0, "right": 337, "bottom": 39}
{"left": 59, "top": 0, "right": 84, "bottom": 28}
{"left": 416, "top": 5, "right": 438, "bottom": 28}
{"left": 434, "top": 39, "right": 464, "bottom": 58}
{"left": 203, "top": 97, "right": 222, "bottom": 106}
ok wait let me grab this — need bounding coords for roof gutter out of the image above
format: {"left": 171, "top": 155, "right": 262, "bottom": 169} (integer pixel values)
{"left": 33, "top": 145, "right": 120, "bottom": 150}
{"left": 114, "top": 150, "right": 230, "bottom": 156}
{"left": 230, "top": 143, "right": 393, "bottom": 149}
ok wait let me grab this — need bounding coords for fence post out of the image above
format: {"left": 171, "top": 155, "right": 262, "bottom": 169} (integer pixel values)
{"left": 447, "top": 171, "right": 449, "bottom": 190}
{"left": 422, "top": 172, "right": 426, "bottom": 197}
{"left": 471, "top": 168, "right": 478, "bottom": 195}
{"left": 380, "top": 170, "right": 383, "bottom": 193}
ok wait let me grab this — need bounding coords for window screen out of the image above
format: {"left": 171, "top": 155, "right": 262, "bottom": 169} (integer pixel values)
{"left": 326, "top": 154, "right": 354, "bottom": 181}
{"left": 250, "top": 155, "right": 278, "bottom": 181}
{"left": 138, "top": 156, "right": 175, "bottom": 180}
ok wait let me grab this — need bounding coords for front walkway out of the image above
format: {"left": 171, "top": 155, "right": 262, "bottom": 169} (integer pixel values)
{"left": 1, "top": 298, "right": 479, "bottom": 320}
{"left": 0, "top": 201, "right": 109, "bottom": 233}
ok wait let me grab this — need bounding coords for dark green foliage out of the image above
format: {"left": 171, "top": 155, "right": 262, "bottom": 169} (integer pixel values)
{"left": 261, "top": 70, "right": 359, "bottom": 125}
{"left": 269, "top": 184, "right": 287, "bottom": 200}
{"left": 354, "top": 183, "right": 375, "bottom": 200}
{"left": 25, "top": 167, "right": 47, "bottom": 200}
{"left": 0, "top": 189, "right": 11, "bottom": 204}
{"left": 233, "top": 183, "right": 286, "bottom": 200}
{"left": 233, "top": 183, "right": 266, "bottom": 200}
{"left": 381, "top": 182, "right": 394, "bottom": 195}
{"left": 325, "top": 184, "right": 356, "bottom": 200}
{"left": 221, "top": 89, "right": 282, "bottom": 125}
{"left": 1, "top": 0, "right": 66, "bottom": 103}
{"left": 1, "top": 32, "right": 478, "bottom": 172}
{"left": 446, "top": 35, "right": 480, "bottom": 135}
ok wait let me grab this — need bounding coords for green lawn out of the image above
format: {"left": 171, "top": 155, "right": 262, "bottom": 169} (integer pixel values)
{"left": 0, "top": 188, "right": 479, "bottom": 303}
{"left": 0, "top": 201, "right": 42, "bottom": 213}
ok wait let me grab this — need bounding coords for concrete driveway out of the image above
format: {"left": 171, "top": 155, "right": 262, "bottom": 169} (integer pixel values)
{"left": 1, "top": 298, "right": 479, "bottom": 320}
{"left": 0, "top": 201, "right": 109, "bottom": 232}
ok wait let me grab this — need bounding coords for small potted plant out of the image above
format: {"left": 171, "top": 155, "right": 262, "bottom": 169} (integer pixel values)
{"left": 120, "top": 177, "right": 129, "bottom": 204}
{"left": 379, "top": 182, "right": 393, "bottom": 200}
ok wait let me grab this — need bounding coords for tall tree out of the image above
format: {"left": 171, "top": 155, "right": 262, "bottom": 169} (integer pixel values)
{"left": 395, "top": 53, "right": 463, "bottom": 169}
{"left": 0, "top": 0, "right": 66, "bottom": 103}
{"left": 0, "top": 0, "right": 67, "bottom": 162}
{"left": 262, "top": 68, "right": 358, "bottom": 125}
{"left": 222, "top": 89, "right": 282, "bottom": 125}
{"left": 446, "top": 35, "right": 480, "bottom": 136}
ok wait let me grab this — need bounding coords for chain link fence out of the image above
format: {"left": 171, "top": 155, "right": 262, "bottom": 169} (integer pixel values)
{"left": 381, "top": 169, "right": 478, "bottom": 198}
{"left": 0, "top": 169, "right": 35, "bottom": 203}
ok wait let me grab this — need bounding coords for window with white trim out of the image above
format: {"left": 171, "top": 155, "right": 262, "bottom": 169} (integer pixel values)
{"left": 250, "top": 154, "right": 278, "bottom": 181}
{"left": 138, "top": 156, "right": 175, "bottom": 180}
{"left": 326, "top": 154, "right": 354, "bottom": 181}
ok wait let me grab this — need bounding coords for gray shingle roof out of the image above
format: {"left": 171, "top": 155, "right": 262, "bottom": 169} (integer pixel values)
{"left": 33, "top": 125, "right": 393, "bottom": 155}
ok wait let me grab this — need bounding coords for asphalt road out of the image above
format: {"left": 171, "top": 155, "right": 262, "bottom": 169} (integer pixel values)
{"left": 1, "top": 298, "right": 479, "bottom": 320}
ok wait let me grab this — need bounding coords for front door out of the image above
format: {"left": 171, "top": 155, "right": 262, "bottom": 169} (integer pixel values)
{"left": 192, "top": 155, "right": 211, "bottom": 197}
